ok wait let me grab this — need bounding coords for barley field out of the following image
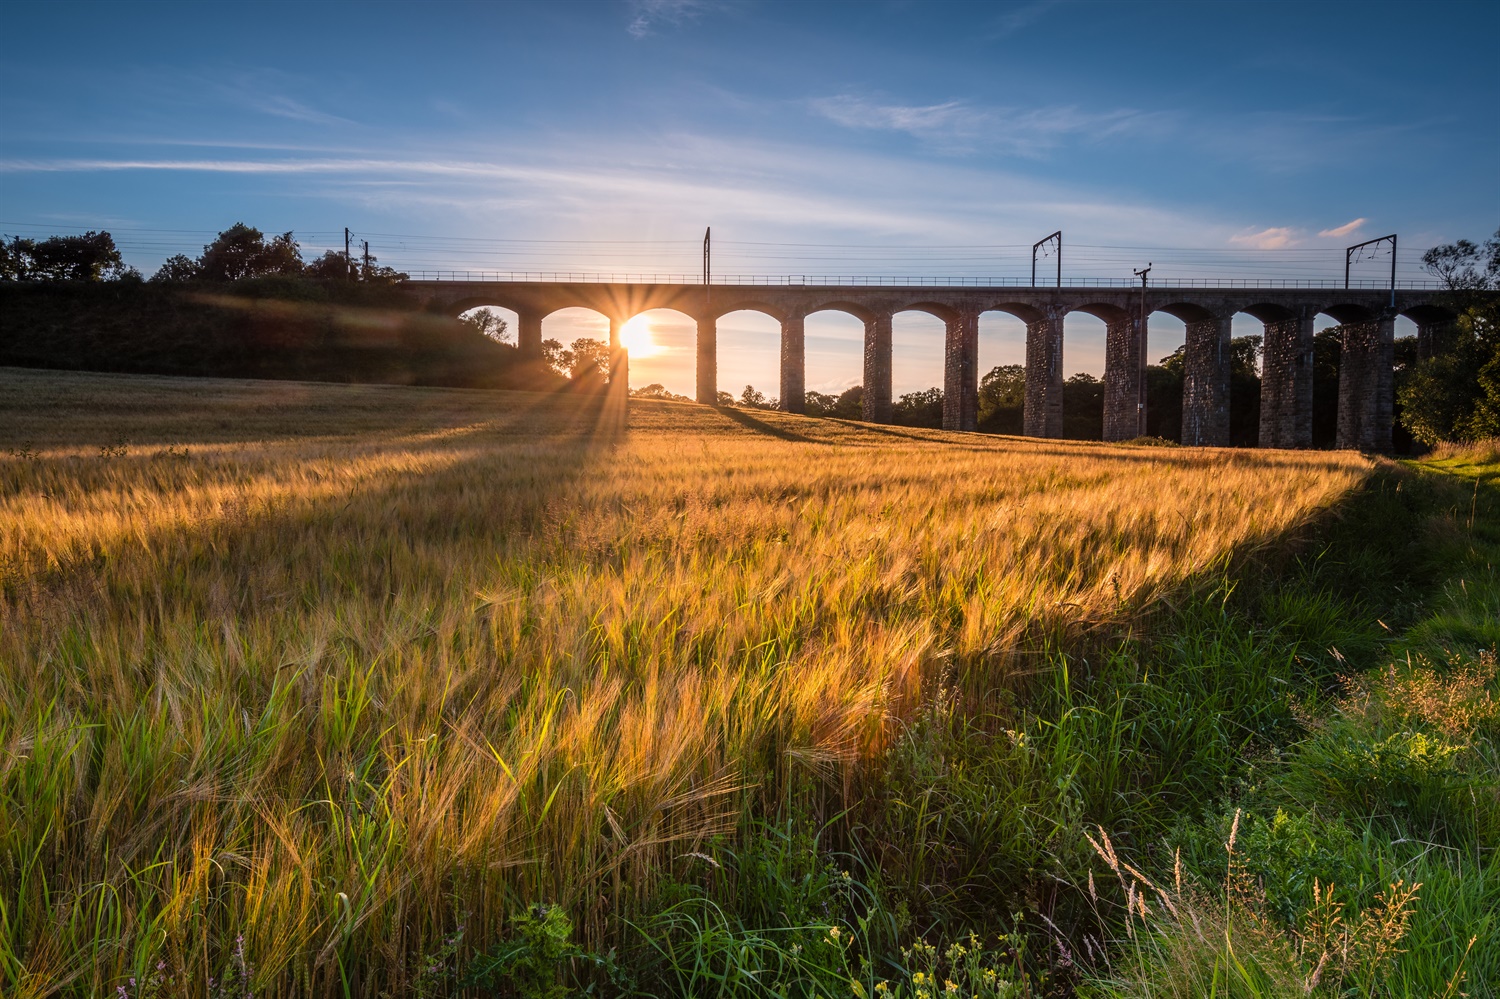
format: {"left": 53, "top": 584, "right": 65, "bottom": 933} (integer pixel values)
{"left": 0, "top": 367, "right": 1374, "bottom": 996}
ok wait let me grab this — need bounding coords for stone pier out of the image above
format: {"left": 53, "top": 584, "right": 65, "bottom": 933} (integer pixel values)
{"left": 942, "top": 309, "right": 979, "bottom": 431}
{"left": 1336, "top": 316, "right": 1395, "bottom": 452}
{"left": 517, "top": 310, "right": 543, "bottom": 358}
{"left": 1182, "top": 313, "right": 1232, "bottom": 447}
{"left": 779, "top": 313, "right": 806, "bottom": 413}
{"left": 863, "top": 312, "right": 893, "bottom": 423}
{"left": 696, "top": 316, "right": 717, "bottom": 404}
{"left": 1103, "top": 314, "right": 1144, "bottom": 441}
{"left": 1258, "top": 313, "right": 1315, "bottom": 448}
{"left": 1024, "top": 315, "right": 1064, "bottom": 438}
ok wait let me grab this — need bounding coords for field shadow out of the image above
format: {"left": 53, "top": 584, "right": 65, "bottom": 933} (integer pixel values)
{"left": 710, "top": 405, "right": 830, "bottom": 445}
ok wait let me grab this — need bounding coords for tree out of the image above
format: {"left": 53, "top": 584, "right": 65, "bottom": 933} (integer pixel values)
{"left": 304, "top": 250, "right": 352, "bottom": 280}
{"left": 1398, "top": 226, "right": 1500, "bottom": 444}
{"left": 2, "top": 231, "right": 125, "bottom": 281}
{"left": 831, "top": 385, "right": 863, "bottom": 419}
{"left": 541, "top": 338, "right": 569, "bottom": 376}
{"left": 739, "top": 385, "right": 779, "bottom": 409}
{"left": 196, "top": 223, "right": 304, "bottom": 282}
{"left": 459, "top": 308, "right": 512, "bottom": 344}
{"left": 1062, "top": 372, "right": 1104, "bottom": 440}
{"left": 0, "top": 236, "right": 36, "bottom": 280}
{"left": 1420, "top": 229, "right": 1500, "bottom": 291}
{"left": 978, "top": 364, "right": 1025, "bottom": 433}
{"left": 893, "top": 387, "right": 943, "bottom": 427}
{"left": 630, "top": 383, "right": 690, "bottom": 401}
{"left": 804, "top": 391, "right": 838, "bottom": 416}
{"left": 151, "top": 254, "right": 201, "bottom": 283}
{"left": 563, "top": 338, "right": 609, "bottom": 383}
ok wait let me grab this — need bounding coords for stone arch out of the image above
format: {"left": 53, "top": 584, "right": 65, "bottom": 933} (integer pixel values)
{"left": 1147, "top": 303, "right": 1241, "bottom": 447}
{"left": 617, "top": 307, "right": 700, "bottom": 397}
{"left": 711, "top": 308, "right": 783, "bottom": 408}
{"left": 1400, "top": 302, "right": 1457, "bottom": 360}
{"left": 1310, "top": 304, "right": 1393, "bottom": 452}
{"left": 710, "top": 301, "right": 787, "bottom": 323}
{"left": 1062, "top": 303, "right": 1135, "bottom": 440}
{"left": 541, "top": 306, "right": 616, "bottom": 385}
{"left": 1227, "top": 304, "right": 1308, "bottom": 449}
{"left": 801, "top": 306, "right": 874, "bottom": 419}
{"left": 805, "top": 301, "right": 877, "bottom": 323}
{"left": 890, "top": 306, "right": 952, "bottom": 418}
{"left": 894, "top": 300, "right": 960, "bottom": 324}
{"left": 445, "top": 294, "right": 532, "bottom": 317}
{"left": 451, "top": 302, "right": 522, "bottom": 350}
{"left": 974, "top": 304, "right": 1040, "bottom": 436}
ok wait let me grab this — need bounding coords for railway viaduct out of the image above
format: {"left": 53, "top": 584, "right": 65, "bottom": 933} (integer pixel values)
{"left": 402, "top": 279, "right": 1464, "bottom": 451}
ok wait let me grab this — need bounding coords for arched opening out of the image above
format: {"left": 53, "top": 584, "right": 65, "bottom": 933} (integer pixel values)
{"left": 891, "top": 306, "right": 952, "bottom": 428}
{"left": 1144, "top": 312, "right": 1187, "bottom": 441}
{"left": 976, "top": 307, "right": 1034, "bottom": 435}
{"left": 714, "top": 309, "right": 782, "bottom": 409}
{"left": 457, "top": 304, "right": 519, "bottom": 348}
{"left": 1060, "top": 309, "right": 1112, "bottom": 440}
{"left": 541, "top": 306, "right": 611, "bottom": 384}
{"left": 803, "top": 307, "right": 868, "bottom": 419}
{"left": 614, "top": 308, "right": 697, "bottom": 399}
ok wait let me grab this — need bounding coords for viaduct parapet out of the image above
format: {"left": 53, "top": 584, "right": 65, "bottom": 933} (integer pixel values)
{"left": 403, "top": 280, "right": 1468, "bottom": 452}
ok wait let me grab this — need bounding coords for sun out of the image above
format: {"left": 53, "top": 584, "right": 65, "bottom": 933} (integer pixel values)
{"left": 618, "top": 315, "right": 658, "bottom": 357}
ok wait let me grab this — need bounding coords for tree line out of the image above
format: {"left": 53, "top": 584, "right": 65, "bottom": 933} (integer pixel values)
{"left": 1, "top": 223, "right": 407, "bottom": 285}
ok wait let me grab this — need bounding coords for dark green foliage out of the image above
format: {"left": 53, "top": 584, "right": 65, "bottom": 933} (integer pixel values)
{"left": 893, "top": 387, "right": 943, "bottom": 427}
{"left": 805, "top": 385, "right": 863, "bottom": 419}
{"left": 466, "top": 904, "right": 627, "bottom": 997}
{"left": 1399, "top": 227, "right": 1500, "bottom": 445}
{"left": 191, "top": 223, "right": 304, "bottom": 282}
{"left": 623, "top": 821, "right": 877, "bottom": 998}
{"left": 977, "top": 363, "right": 1024, "bottom": 434}
{"left": 1062, "top": 372, "right": 1104, "bottom": 439}
{"left": 1, "top": 230, "right": 128, "bottom": 281}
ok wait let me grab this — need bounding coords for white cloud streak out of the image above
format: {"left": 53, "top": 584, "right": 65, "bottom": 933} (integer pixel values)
{"left": 626, "top": 0, "right": 715, "bottom": 38}
{"left": 1228, "top": 226, "right": 1303, "bottom": 250}
{"left": 1318, "top": 217, "right": 1367, "bottom": 238}
{"left": 806, "top": 94, "right": 1170, "bottom": 156}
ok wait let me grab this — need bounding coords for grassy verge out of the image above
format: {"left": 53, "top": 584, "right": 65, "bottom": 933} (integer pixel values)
{"left": 1067, "top": 443, "right": 1499, "bottom": 998}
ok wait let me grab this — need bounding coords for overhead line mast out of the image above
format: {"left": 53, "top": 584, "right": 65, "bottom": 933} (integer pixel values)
{"left": 1032, "top": 231, "right": 1061, "bottom": 288}
{"left": 1134, "top": 262, "right": 1152, "bottom": 437}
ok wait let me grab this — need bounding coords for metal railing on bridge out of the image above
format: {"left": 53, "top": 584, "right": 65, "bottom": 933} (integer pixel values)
{"left": 403, "top": 271, "right": 1444, "bottom": 290}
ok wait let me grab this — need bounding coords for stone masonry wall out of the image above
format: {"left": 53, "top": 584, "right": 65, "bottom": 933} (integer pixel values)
{"left": 1103, "top": 316, "right": 1143, "bottom": 441}
{"left": 780, "top": 314, "right": 806, "bottom": 413}
{"left": 1336, "top": 317, "right": 1395, "bottom": 452}
{"left": 696, "top": 316, "right": 717, "bottom": 404}
{"left": 943, "top": 310, "right": 979, "bottom": 431}
{"left": 863, "top": 313, "right": 894, "bottom": 423}
{"left": 1182, "top": 315, "right": 1231, "bottom": 447}
{"left": 1024, "top": 316, "right": 1064, "bottom": 437}
{"left": 1259, "top": 315, "right": 1314, "bottom": 448}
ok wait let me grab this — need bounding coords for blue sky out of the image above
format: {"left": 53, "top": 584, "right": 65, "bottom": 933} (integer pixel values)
{"left": 3, "top": 0, "right": 1497, "bottom": 396}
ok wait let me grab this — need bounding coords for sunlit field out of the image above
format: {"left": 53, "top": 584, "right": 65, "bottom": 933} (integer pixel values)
{"left": 0, "top": 367, "right": 1378, "bottom": 996}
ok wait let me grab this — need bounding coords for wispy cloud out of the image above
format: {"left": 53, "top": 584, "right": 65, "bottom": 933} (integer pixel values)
{"left": 626, "top": 0, "right": 715, "bottom": 38}
{"left": 1228, "top": 226, "right": 1303, "bottom": 249}
{"left": 1318, "top": 217, "right": 1366, "bottom": 238}
{"left": 243, "top": 94, "right": 355, "bottom": 126}
{"left": 806, "top": 94, "right": 1169, "bottom": 156}
{"left": 808, "top": 96, "right": 986, "bottom": 138}
{"left": 983, "top": 0, "right": 1064, "bottom": 39}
